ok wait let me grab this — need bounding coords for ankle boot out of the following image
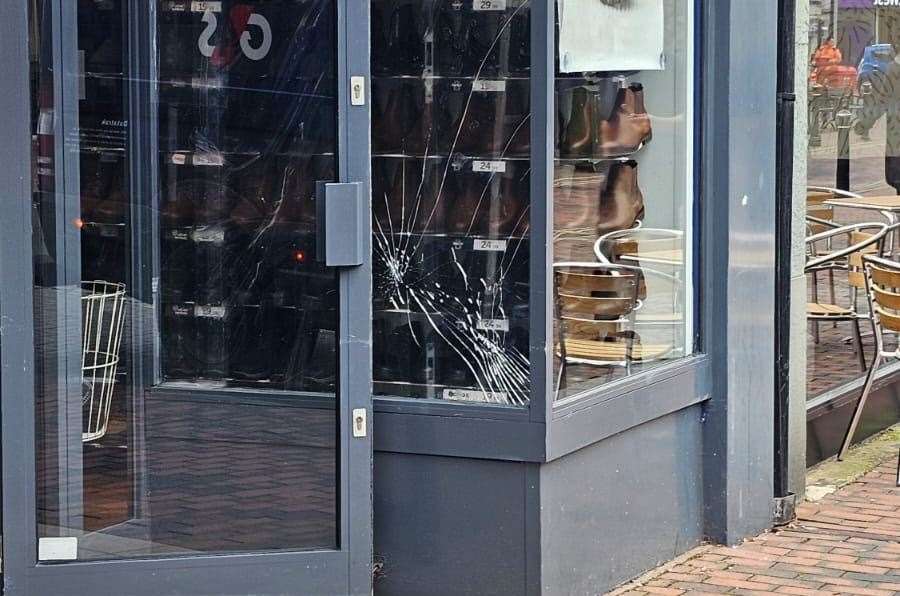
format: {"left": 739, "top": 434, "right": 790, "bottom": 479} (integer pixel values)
{"left": 447, "top": 175, "right": 484, "bottom": 234}
{"left": 373, "top": 159, "right": 406, "bottom": 234}
{"left": 596, "top": 84, "right": 652, "bottom": 157}
{"left": 372, "top": 82, "right": 406, "bottom": 154}
{"left": 561, "top": 86, "right": 594, "bottom": 158}
{"left": 484, "top": 175, "right": 524, "bottom": 237}
{"left": 597, "top": 161, "right": 644, "bottom": 234}
{"left": 435, "top": 1, "right": 471, "bottom": 76}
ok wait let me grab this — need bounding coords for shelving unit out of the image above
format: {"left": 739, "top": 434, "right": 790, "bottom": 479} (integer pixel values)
{"left": 151, "top": 0, "right": 339, "bottom": 391}
{"left": 371, "top": 0, "right": 532, "bottom": 405}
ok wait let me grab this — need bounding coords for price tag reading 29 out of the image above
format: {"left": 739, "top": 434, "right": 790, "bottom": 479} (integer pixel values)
{"left": 474, "top": 0, "right": 507, "bottom": 10}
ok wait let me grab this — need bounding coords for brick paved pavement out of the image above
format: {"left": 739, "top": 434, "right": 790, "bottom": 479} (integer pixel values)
{"left": 617, "top": 458, "right": 900, "bottom": 595}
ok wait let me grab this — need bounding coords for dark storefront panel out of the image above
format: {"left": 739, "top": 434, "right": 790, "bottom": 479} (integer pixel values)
{"left": 0, "top": 0, "right": 781, "bottom": 594}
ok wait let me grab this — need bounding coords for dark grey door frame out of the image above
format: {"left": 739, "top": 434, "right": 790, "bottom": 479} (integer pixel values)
{"left": 0, "top": 1, "right": 373, "bottom": 594}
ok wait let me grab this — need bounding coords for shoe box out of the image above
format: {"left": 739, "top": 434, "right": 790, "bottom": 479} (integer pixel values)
{"left": 156, "top": 76, "right": 336, "bottom": 157}
{"left": 373, "top": 155, "right": 529, "bottom": 237}
{"left": 159, "top": 0, "right": 335, "bottom": 82}
{"left": 372, "top": 0, "right": 530, "bottom": 78}
{"left": 157, "top": 1, "right": 337, "bottom": 156}
{"left": 372, "top": 76, "right": 530, "bottom": 158}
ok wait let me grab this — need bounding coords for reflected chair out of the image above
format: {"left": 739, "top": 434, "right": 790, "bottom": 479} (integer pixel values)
{"left": 806, "top": 188, "right": 840, "bottom": 331}
{"left": 553, "top": 262, "right": 680, "bottom": 394}
{"left": 805, "top": 222, "right": 889, "bottom": 372}
{"left": 592, "top": 228, "right": 686, "bottom": 343}
{"left": 838, "top": 254, "right": 900, "bottom": 485}
{"left": 593, "top": 227, "right": 684, "bottom": 267}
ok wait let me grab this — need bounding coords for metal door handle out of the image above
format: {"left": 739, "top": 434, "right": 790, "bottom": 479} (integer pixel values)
{"left": 315, "top": 181, "right": 365, "bottom": 267}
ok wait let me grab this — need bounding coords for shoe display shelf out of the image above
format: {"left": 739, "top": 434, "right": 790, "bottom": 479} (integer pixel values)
{"left": 371, "top": 0, "right": 532, "bottom": 404}
{"left": 154, "top": 3, "right": 340, "bottom": 392}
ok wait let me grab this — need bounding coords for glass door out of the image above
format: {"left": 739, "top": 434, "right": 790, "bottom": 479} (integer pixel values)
{"left": 2, "top": 1, "right": 372, "bottom": 594}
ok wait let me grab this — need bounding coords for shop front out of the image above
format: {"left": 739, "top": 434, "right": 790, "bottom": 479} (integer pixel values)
{"left": 0, "top": 1, "right": 779, "bottom": 595}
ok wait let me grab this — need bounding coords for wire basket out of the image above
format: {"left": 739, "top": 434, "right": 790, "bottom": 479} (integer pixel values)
{"left": 81, "top": 280, "right": 127, "bottom": 443}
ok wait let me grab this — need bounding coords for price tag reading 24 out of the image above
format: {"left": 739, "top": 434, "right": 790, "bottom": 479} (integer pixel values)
{"left": 474, "top": 239, "right": 507, "bottom": 252}
{"left": 474, "top": 0, "right": 508, "bottom": 10}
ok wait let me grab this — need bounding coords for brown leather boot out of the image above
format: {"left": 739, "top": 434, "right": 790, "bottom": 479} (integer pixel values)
{"left": 596, "top": 84, "right": 652, "bottom": 157}
{"left": 560, "top": 86, "right": 594, "bottom": 158}
{"left": 447, "top": 175, "right": 485, "bottom": 234}
{"left": 484, "top": 175, "right": 524, "bottom": 237}
{"left": 597, "top": 160, "right": 644, "bottom": 234}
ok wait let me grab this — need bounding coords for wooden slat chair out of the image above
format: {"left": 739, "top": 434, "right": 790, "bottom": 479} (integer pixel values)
{"left": 806, "top": 190, "right": 839, "bottom": 341}
{"left": 554, "top": 263, "right": 676, "bottom": 392}
{"left": 805, "top": 222, "right": 888, "bottom": 371}
{"left": 839, "top": 255, "right": 900, "bottom": 485}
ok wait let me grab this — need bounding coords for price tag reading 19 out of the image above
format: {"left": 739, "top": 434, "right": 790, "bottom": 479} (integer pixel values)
{"left": 191, "top": 1, "right": 222, "bottom": 12}
{"left": 474, "top": 239, "right": 507, "bottom": 252}
{"left": 474, "top": 0, "right": 507, "bottom": 10}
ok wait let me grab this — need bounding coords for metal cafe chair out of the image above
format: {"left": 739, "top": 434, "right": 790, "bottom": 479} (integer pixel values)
{"left": 553, "top": 262, "right": 680, "bottom": 394}
{"left": 592, "top": 227, "right": 684, "bottom": 267}
{"left": 805, "top": 222, "right": 889, "bottom": 372}
{"left": 839, "top": 254, "right": 900, "bottom": 485}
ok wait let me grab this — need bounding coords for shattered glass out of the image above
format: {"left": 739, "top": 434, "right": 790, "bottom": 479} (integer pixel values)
{"left": 371, "top": 0, "right": 532, "bottom": 406}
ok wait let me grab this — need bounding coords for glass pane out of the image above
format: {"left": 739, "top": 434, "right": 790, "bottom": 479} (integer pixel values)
{"left": 552, "top": 0, "right": 695, "bottom": 401}
{"left": 804, "top": 5, "right": 900, "bottom": 400}
{"left": 370, "top": 0, "right": 532, "bottom": 406}
{"left": 31, "top": 0, "right": 339, "bottom": 560}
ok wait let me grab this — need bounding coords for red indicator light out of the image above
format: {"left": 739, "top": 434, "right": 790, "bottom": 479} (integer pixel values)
{"left": 294, "top": 250, "right": 306, "bottom": 263}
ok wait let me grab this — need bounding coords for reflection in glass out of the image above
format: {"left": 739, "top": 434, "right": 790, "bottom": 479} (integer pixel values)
{"left": 371, "top": 0, "right": 532, "bottom": 405}
{"left": 32, "top": 0, "right": 339, "bottom": 561}
{"left": 805, "top": 4, "right": 900, "bottom": 399}
{"left": 552, "top": 0, "right": 694, "bottom": 401}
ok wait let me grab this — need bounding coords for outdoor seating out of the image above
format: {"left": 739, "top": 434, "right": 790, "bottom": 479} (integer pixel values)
{"left": 839, "top": 254, "right": 900, "bottom": 485}
{"left": 805, "top": 222, "right": 888, "bottom": 371}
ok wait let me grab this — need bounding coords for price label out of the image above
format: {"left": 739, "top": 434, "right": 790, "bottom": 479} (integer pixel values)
{"left": 473, "top": 0, "right": 507, "bottom": 11}
{"left": 191, "top": 76, "right": 222, "bottom": 89}
{"left": 172, "top": 304, "right": 193, "bottom": 317}
{"left": 99, "top": 225, "right": 120, "bottom": 238}
{"left": 472, "top": 80, "right": 506, "bottom": 92}
{"left": 443, "top": 388, "right": 508, "bottom": 403}
{"left": 472, "top": 160, "right": 506, "bottom": 173}
{"left": 194, "top": 305, "right": 227, "bottom": 319}
{"left": 165, "top": 1, "right": 188, "bottom": 11}
{"left": 192, "top": 152, "right": 224, "bottom": 167}
{"left": 191, "top": 227, "right": 226, "bottom": 244}
{"left": 191, "top": 1, "right": 221, "bottom": 12}
{"left": 473, "top": 238, "right": 507, "bottom": 252}
{"left": 477, "top": 319, "right": 510, "bottom": 332}
{"left": 170, "top": 153, "right": 187, "bottom": 165}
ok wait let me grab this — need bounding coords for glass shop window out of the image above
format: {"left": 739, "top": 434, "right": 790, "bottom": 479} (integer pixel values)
{"left": 552, "top": 0, "right": 696, "bottom": 401}
{"left": 370, "top": 0, "right": 532, "bottom": 406}
{"left": 30, "top": 0, "right": 340, "bottom": 562}
{"left": 804, "top": 3, "right": 900, "bottom": 401}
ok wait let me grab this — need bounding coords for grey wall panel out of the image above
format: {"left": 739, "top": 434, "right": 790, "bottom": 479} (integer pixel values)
{"left": 373, "top": 452, "right": 536, "bottom": 596}
{"left": 540, "top": 407, "right": 705, "bottom": 596}
{"left": 702, "top": 0, "right": 777, "bottom": 544}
